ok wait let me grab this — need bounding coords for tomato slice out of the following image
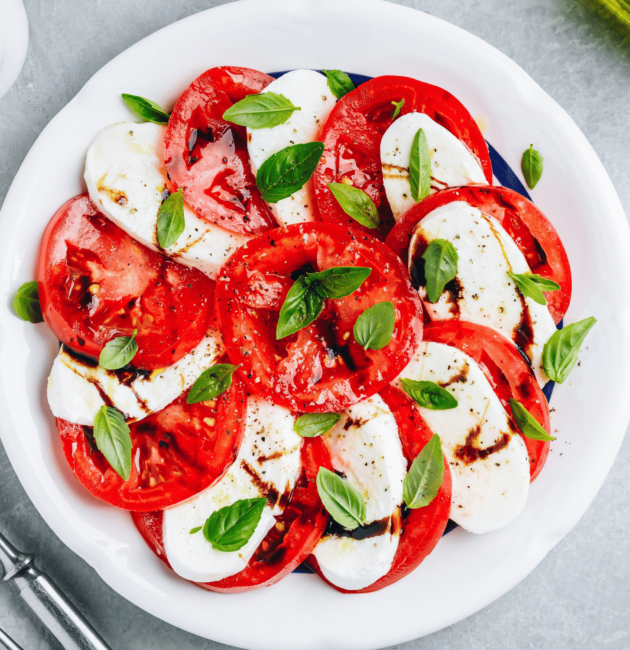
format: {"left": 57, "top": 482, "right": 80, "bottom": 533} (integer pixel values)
{"left": 306, "top": 385, "right": 452, "bottom": 593}
{"left": 164, "top": 66, "right": 278, "bottom": 235}
{"left": 312, "top": 75, "right": 492, "bottom": 238}
{"left": 385, "top": 186, "right": 572, "bottom": 324}
{"left": 38, "top": 194, "right": 214, "bottom": 370}
{"left": 215, "top": 223, "right": 423, "bottom": 412}
{"left": 57, "top": 360, "right": 247, "bottom": 511}
{"left": 131, "top": 436, "right": 332, "bottom": 592}
{"left": 423, "top": 321, "right": 551, "bottom": 480}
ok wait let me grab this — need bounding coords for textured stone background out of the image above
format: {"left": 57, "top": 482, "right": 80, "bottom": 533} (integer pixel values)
{"left": 1, "top": 0, "right": 629, "bottom": 648}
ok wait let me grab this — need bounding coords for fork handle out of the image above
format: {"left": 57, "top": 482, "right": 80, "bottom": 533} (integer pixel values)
{"left": 1, "top": 535, "right": 111, "bottom": 650}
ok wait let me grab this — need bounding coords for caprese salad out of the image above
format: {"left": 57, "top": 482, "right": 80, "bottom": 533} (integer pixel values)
{"left": 15, "top": 66, "right": 596, "bottom": 595}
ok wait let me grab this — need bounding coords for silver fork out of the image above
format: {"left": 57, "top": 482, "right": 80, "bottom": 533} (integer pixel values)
{"left": 0, "top": 531, "right": 112, "bottom": 650}
{"left": 0, "top": 627, "right": 24, "bottom": 650}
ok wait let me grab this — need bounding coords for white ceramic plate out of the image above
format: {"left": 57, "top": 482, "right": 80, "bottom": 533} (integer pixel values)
{"left": 1, "top": 1, "right": 628, "bottom": 648}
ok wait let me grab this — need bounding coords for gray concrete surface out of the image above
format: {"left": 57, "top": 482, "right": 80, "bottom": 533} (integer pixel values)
{"left": 1, "top": 0, "right": 629, "bottom": 648}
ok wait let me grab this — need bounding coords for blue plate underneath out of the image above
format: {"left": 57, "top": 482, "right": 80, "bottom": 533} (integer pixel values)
{"left": 267, "top": 71, "right": 558, "bottom": 570}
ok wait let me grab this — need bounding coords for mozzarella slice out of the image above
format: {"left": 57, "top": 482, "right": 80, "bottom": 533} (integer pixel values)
{"left": 84, "top": 122, "right": 249, "bottom": 280}
{"left": 312, "top": 395, "right": 407, "bottom": 591}
{"left": 247, "top": 70, "right": 336, "bottom": 226}
{"left": 163, "top": 395, "right": 302, "bottom": 583}
{"left": 47, "top": 328, "right": 223, "bottom": 426}
{"left": 381, "top": 112, "right": 487, "bottom": 221}
{"left": 395, "top": 342, "right": 530, "bottom": 534}
{"left": 409, "top": 201, "right": 557, "bottom": 386}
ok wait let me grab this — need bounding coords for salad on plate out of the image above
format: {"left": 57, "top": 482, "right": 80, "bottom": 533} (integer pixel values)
{"left": 14, "top": 66, "right": 596, "bottom": 594}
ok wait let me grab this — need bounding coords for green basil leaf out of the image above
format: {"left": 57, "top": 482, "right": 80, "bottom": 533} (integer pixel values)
{"left": 422, "top": 239, "right": 458, "bottom": 303}
{"left": 409, "top": 127, "right": 432, "bottom": 202}
{"left": 306, "top": 266, "right": 371, "bottom": 299}
{"left": 222, "top": 92, "right": 301, "bottom": 129}
{"left": 189, "top": 526, "right": 202, "bottom": 535}
{"left": 257, "top": 142, "right": 324, "bottom": 203}
{"left": 391, "top": 98, "right": 405, "bottom": 119}
{"left": 316, "top": 467, "right": 366, "bottom": 530}
{"left": 322, "top": 69, "right": 354, "bottom": 99}
{"left": 294, "top": 413, "right": 341, "bottom": 438}
{"left": 121, "top": 94, "right": 170, "bottom": 125}
{"left": 93, "top": 406, "right": 132, "bottom": 480}
{"left": 527, "top": 275, "right": 561, "bottom": 292}
{"left": 509, "top": 399, "right": 556, "bottom": 441}
{"left": 508, "top": 272, "right": 560, "bottom": 306}
{"left": 327, "top": 182, "right": 379, "bottom": 229}
{"left": 542, "top": 317, "right": 596, "bottom": 384}
{"left": 203, "top": 498, "right": 266, "bottom": 552}
{"left": 13, "top": 281, "right": 43, "bottom": 323}
{"left": 187, "top": 364, "right": 240, "bottom": 404}
{"left": 157, "top": 188, "right": 185, "bottom": 249}
{"left": 353, "top": 301, "right": 395, "bottom": 350}
{"left": 508, "top": 272, "right": 545, "bottom": 305}
{"left": 400, "top": 379, "right": 458, "bottom": 410}
{"left": 276, "top": 276, "right": 325, "bottom": 339}
{"left": 99, "top": 329, "right": 138, "bottom": 370}
{"left": 521, "top": 144, "right": 543, "bottom": 190}
{"left": 403, "top": 434, "right": 444, "bottom": 508}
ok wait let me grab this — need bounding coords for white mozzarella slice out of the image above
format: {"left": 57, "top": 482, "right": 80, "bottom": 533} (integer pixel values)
{"left": 409, "top": 201, "right": 557, "bottom": 386}
{"left": 313, "top": 534, "right": 400, "bottom": 592}
{"left": 47, "top": 328, "right": 223, "bottom": 426}
{"left": 247, "top": 70, "right": 336, "bottom": 227}
{"left": 312, "top": 395, "right": 406, "bottom": 590}
{"left": 395, "top": 342, "right": 530, "bottom": 534}
{"left": 163, "top": 395, "right": 302, "bottom": 583}
{"left": 84, "top": 122, "right": 249, "bottom": 280}
{"left": 381, "top": 112, "right": 487, "bottom": 221}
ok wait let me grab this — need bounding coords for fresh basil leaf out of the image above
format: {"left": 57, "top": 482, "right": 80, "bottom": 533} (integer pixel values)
{"left": 222, "top": 92, "right": 301, "bottom": 129}
{"left": 93, "top": 406, "right": 132, "bottom": 480}
{"left": 257, "top": 142, "right": 324, "bottom": 203}
{"left": 509, "top": 399, "right": 556, "bottom": 441}
{"left": 306, "top": 266, "right": 371, "bottom": 299}
{"left": 187, "top": 364, "right": 240, "bottom": 404}
{"left": 542, "top": 317, "right": 596, "bottom": 384}
{"left": 316, "top": 467, "right": 366, "bottom": 530}
{"left": 322, "top": 69, "right": 354, "bottom": 100}
{"left": 400, "top": 379, "right": 458, "bottom": 410}
{"left": 189, "top": 526, "right": 202, "bottom": 535}
{"left": 276, "top": 276, "right": 325, "bottom": 339}
{"left": 391, "top": 98, "right": 405, "bottom": 119}
{"left": 403, "top": 434, "right": 444, "bottom": 508}
{"left": 327, "top": 182, "right": 379, "bottom": 229}
{"left": 353, "top": 301, "right": 395, "bottom": 350}
{"left": 99, "top": 329, "right": 138, "bottom": 370}
{"left": 121, "top": 94, "right": 170, "bottom": 125}
{"left": 409, "top": 128, "right": 432, "bottom": 202}
{"left": 521, "top": 144, "right": 543, "bottom": 190}
{"left": 157, "top": 188, "right": 185, "bottom": 249}
{"left": 294, "top": 413, "right": 341, "bottom": 438}
{"left": 508, "top": 272, "right": 560, "bottom": 306}
{"left": 422, "top": 239, "right": 458, "bottom": 303}
{"left": 13, "top": 281, "right": 43, "bottom": 323}
{"left": 203, "top": 498, "right": 266, "bottom": 553}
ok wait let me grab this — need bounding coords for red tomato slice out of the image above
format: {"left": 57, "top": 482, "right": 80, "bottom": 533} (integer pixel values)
{"left": 215, "top": 223, "right": 423, "bottom": 412}
{"left": 313, "top": 76, "right": 492, "bottom": 238}
{"left": 164, "top": 66, "right": 278, "bottom": 235}
{"left": 306, "top": 385, "right": 452, "bottom": 593}
{"left": 57, "top": 362, "right": 247, "bottom": 511}
{"left": 423, "top": 321, "right": 551, "bottom": 480}
{"left": 131, "top": 436, "right": 332, "bottom": 592}
{"left": 385, "top": 186, "right": 572, "bottom": 324}
{"left": 38, "top": 195, "right": 214, "bottom": 370}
